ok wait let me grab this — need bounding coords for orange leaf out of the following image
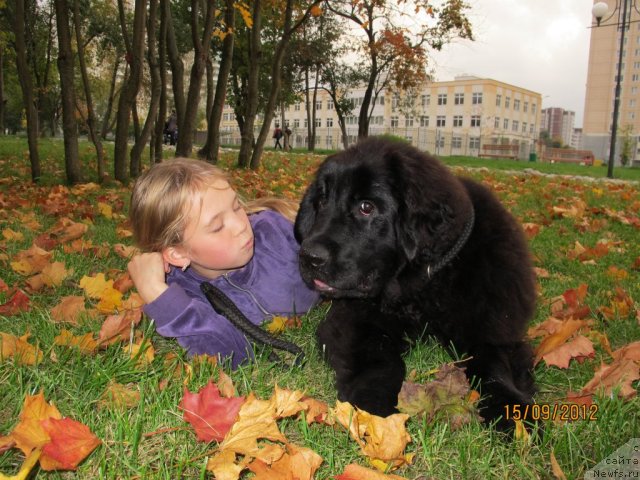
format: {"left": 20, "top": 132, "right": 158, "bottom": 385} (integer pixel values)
{"left": 541, "top": 335, "right": 595, "bottom": 369}
{"left": 247, "top": 443, "right": 322, "bottom": 480}
{"left": 50, "top": 296, "right": 86, "bottom": 325}
{"left": 113, "top": 243, "right": 140, "bottom": 259}
{"left": 180, "top": 382, "right": 245, "bottom": 443}
{"left": 40, "top": 261, "right": 72, "bottom": 287}
{"left": 10, "top": 244, "right": 52, "bottom": 276}
{"left": 98, "top": 381, "right": 141, "bottom": 410}
{"left": 611, "top": 341, "right": 640, "bottom": 362}
{"left": 123, "top": 338, "right": 155, "bottom": 367}
{"left": 332, "top": 401, "right": 412, "bottom": 470}
{"left": 98, "top": 309, "right": 142, "bottom": 346}
{"left": 53, "top": 329, "right": 98, "bottom": 354}
{"left": 0, "top": 331, "right": 43, "bottom": 365}
{"left": 10, "top": 392, "right": 62, "bottom": 456}
{"left": 534, "top": 318, "right": 587, "bottom": 365}
{"left": 39, "top": 417, "right": 101, "bottom": 470}
{"left": 551, "top": 450, "right": 567, "bottom": 480}
{"left": 580, "top": 359, "right": 640, "bottom": 399}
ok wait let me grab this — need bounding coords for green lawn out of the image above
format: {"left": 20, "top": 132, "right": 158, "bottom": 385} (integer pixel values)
{"left": 0, "top": 137, "right": 639, "bottom": 479}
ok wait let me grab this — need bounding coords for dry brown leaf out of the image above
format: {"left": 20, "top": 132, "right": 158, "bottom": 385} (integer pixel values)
{"left": 580, "top": 359, "right": 640, "bottom": 399}
{"left": 10, "top": 244, "right": 53, "bottom": 276}
{"left": 534, "top": 318, "right": 588, "bottom": 365}
{"left": 550, "top": 450, "right": 567, "bottom": 480}
{"left": 0, "top": 332, "right": 43, "bottom": 365}
{"left": 50, "top": 296, "right": 86, "bottom": 325}
{"left": 334, "top": 463, "right": 406, "bottom": 480}
{"left": 541, "top": 335, "right": 595, "bottom": 369}
{"left": 53, "top": 329, "right": 98, "bottom": 354}
{"left": 98, "top": 382, "right": 141, "bottom": 410}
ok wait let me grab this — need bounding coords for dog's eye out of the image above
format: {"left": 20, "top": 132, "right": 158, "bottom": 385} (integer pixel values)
{"left": 358, "top": 200, "right": 375, "bottom": 216}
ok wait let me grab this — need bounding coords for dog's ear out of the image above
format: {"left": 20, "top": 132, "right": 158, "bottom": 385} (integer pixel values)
{"left": 392, "top": 148, "right": 460, "bottom": 262}
{"left": 294, "top": 180, "right": 318, "bottom": 242}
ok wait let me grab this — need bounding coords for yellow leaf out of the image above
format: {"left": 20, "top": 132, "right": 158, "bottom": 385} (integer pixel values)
{"left": 0, "top": 332, "right": 43, "bottom": 366}
{"left": 98, "top": 381, "right": 141, "bottom": 410}
{"left": 79, "top": 273, "right": 113, "bottom": 299}
{"left": 53, "top": 329, "right": 97, "bottom": 354}
{"left": 10, "top": 392, "right": 62, "bottom": 456}
{"left": 50, "top": 296, "right": 86, "bottom": 325}
{"left": 97, "top": 202, "right": 113, "bottom": 219}
{"left": 41, "top": 261, "right": 72, "bottom": 287}
{"left": 124, "top": 339, "right": 155, "bottom": 367}
{"left": 2, "top": 228, "right": 24, "bottom": 242}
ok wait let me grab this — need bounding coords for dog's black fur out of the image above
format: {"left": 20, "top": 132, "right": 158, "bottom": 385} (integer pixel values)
{"left": 295, "top": 137, "right": 537, "bottom": 429}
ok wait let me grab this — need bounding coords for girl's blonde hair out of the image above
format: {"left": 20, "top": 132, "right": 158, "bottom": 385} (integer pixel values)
{"left": 129, "top": 157, "right": 298, "bottom": 252}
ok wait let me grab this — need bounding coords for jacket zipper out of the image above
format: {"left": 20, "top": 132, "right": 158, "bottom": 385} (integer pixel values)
{"left": 222, "top": 274, "right": 273, "bottom": 318}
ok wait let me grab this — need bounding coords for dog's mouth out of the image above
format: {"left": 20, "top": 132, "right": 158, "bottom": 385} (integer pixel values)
{"left": 313, "top": 279, "right": 336, "bottom": 293}
{"left": 309, "top": 275, "right": 379, "bottom": 298}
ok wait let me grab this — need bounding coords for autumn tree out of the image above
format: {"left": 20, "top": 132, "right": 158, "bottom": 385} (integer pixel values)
{"left": 327, "top": 0, "right": 473, "bottom": 139}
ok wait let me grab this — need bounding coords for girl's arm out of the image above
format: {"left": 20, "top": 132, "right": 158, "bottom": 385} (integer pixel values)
{"left": 128, "top": 252, "right": 169, "bottom": 304}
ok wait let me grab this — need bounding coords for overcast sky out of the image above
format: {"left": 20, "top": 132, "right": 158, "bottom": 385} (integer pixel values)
{"left": 428, "top": 0, "right": 593, "bottom": 126}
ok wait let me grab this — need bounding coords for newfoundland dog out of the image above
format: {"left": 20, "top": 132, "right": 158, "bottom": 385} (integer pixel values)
{"left": 295, "top": 137, "right": 537, "bottom": 429}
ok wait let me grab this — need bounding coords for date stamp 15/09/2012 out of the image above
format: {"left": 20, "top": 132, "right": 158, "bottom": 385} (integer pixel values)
{"left": 504, "top": 403, "right": 599, "bottom": 422}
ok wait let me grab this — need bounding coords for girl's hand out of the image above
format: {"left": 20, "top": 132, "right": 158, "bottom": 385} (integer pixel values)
{"left": 128, "top": 252, "right": 170, "bottom": 304}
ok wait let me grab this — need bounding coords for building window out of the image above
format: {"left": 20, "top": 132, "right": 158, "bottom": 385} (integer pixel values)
{"left": 472, "top": 92, "right": 483, "bottom": 105}
{"left": 452, "top": 136, "right": 462, "bottom": 148}
{"left": 391, "top": 116, "right": 399, "bottom": 128}
{"left": 494, "top": 117, "right": 500, "bottom": 128}
{"left": 421, "top": 94, "right": 430, "bottom": 107}
{"left": 405, "top": 117, "right": 414, "bottom": 127}
{"left": 438, "top": 94, "right": 447, "bottom": 105}
{"left": 326, "top": 136, "right": 333, "bottom": 146}
{"left": 512, "top": 120, "right": 519, "bottom": 132}
{"left": 503, "top": 118, "right": 509, "bottom": 129}
{"left": 505, "top": 96, "right": 511, "bottom": 108}
{"left": 469, "top": 137, "right": 480, "bottom": 149}
{"left": 436, "top": 115, "right": 446, "bottom": 127}
{"left": 315, "top": 118, "right": 322, "bottom": 128}
{"left": 294, "top": 103, "right": 301, "bottom": 111}
{"left": 327, "top": 99, "right": 334, "bottom": 110}
{"left": 453, "top": 115, "right": 463, "bottom": 127}
{"left": 470, "top": 115, "right": 481, "bottom": 127}
{"left": 294, "top": 119, "right": 300, "bottom": 128}
{"left": 522, "top": 122, "right": 527, "bottom": 133}
{"left": 326, "top": 118, "right": 333, "bottom": 127}
{"left": 496, "top": 94, "right": 502, "bottom": 107}
{"left": 420, "top": 116, "right": 429, "bottom": 127}
{"left": 524, "top": 102, "right": 529, "bottom": 113}
{"left": 316, "top": 100, "right": 322, "bottom": 110}
{"left": 514, "top": 99, "right": 520, "bottom": 111}
{"left": 436, "top": 135, "right": 445, "bottom": 148}
{"left": 304, "top": 118, "right": 308, "bottom": 128}
{"left": 532, "top": 103, "right": 537, "bottom": 114}
{"left": 392, "top": 94, "right": 400, "bottom": 111}
{"left": 454, "top": 93, "right": 464, "bottom": 105}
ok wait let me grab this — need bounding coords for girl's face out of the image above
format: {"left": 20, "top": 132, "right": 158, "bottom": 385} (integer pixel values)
{"left": 178, "top": 180, "right": 254, "bottom": 279}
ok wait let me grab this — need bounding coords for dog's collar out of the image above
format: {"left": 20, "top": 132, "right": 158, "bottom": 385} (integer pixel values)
{"left": 427, "top": 205, "right": 475, "bottom": 279}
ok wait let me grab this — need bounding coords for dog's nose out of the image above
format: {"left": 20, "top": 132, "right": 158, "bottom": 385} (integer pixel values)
{"left": 300, "top": 245, "right": 330, "bottom": 268}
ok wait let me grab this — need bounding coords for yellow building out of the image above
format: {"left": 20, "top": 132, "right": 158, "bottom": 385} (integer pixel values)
{"left": 220, "top": 75, "right": 541, "bottom": 158}
{"left": 584, "top": 0, "right": 640, "bottom": 164}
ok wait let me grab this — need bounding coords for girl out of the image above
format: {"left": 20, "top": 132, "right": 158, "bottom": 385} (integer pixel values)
{"left": 127, "top": 158, "right": 319, "bottom": 367}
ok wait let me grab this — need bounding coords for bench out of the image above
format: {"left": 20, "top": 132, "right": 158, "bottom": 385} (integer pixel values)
{"left": 479, "top": 144, "right": 519, "bottom": 160}
{"left": 542, "top": 148, "right": 594, "bottom": 166}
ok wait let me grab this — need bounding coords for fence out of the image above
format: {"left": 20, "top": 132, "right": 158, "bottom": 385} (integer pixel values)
{"left": 207, "top": 126, "right": 536, "bottom": 160}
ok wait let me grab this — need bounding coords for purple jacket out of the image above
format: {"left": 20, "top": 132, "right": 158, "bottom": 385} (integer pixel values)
{"left": 143, "top": 210, "right": 319, "bottom": 367}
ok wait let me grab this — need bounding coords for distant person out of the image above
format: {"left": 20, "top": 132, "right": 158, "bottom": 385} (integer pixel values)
{"left": 273, "top": 124, "right": 283, "bottom": 150}
{"left": 284, "top": 125, "right": 293, "bottom": 151}
{"left": 164, "top": 110, "right": 178, "bottom": 145}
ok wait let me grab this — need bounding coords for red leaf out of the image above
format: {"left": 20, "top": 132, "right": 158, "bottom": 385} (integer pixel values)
{"left": 40, "top": 417, "right": 101, "bottom": 471}
{"left": 0, "top": 289, "right": 30, "bottom": 315}
{"left": 179, "top": 381, "right": 245, "bottom": 442}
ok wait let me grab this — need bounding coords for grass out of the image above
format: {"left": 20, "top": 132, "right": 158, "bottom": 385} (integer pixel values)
{"left": 0, "top": 136, "right": 639, "bottom": 479}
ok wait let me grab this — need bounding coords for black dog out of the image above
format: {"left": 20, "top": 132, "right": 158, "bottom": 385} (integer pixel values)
{"left": 295, "top": 137, "right": 537, "bottom": 429}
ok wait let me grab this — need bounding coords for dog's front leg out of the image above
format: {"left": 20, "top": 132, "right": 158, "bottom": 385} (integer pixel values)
{"left": 317, "top": 299, "right": 407, "bottom": 417}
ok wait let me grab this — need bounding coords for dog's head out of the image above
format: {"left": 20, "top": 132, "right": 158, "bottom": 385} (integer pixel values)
{"left": 295, "top": 137, "right": 471, "bottom": 298}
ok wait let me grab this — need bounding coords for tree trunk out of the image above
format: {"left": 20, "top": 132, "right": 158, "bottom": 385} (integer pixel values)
{"left": 250, "top": 0, "right": 320, "bottom": 168}
{"left": 130, "top": 0, "right": 161, "bottom": 177}
{"left": 113, "top": 0, "right": 146, "bottom": 183}
{"left": 55, "top": 0, "right": 83, "bottom": 183}
{"left": 100, "top": 56, "right": 121, "bottom": 140}
{"left": 73, "top": 0, "right": 106, "bottom": 181}
{"left": 165, "top": 4, "right": 185, "bottom": 142}
{"left": 153, "top": 0, "right": 168, "bottom": 164}
{"left": 238, "top": 0, "right": 262, "bottom": 168}
{"left": 12, "top": 0, "right": 41, "bottom": 182}
{"left": 199, "top": 0, "right": 235, "bottom": 163}
{"left": 175, "top": 0, "right": 216, "bottom": 157}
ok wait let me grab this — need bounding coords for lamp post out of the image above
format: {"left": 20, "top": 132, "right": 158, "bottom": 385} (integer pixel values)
{"left": 592, "top": 1, "right": 631, "bottom": 179}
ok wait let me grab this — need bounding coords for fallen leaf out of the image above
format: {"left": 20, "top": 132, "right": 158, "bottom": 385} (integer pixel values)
{"left": 247, "top": 443, "right": 323, "bottom": 480}
{"left": 40, "top": 261, "right": 72, "bottom": 287}
{"left": 0, "top": 289, "right": 30, "bottom": 316}
{"left": 534, "top": 318, "right": 588, "bottom": 365}
{"left": 550, "top": 450, "right": 567, "bottom": 480}
{"left": 53, "top": 330, "right": 98, "bottom": 354}
{"left": 207, "top": 449, "right": 249, "bottom": 480}
{"left": 50, "top": 296, "right": 86, "bottom": 325}
{"left": 334, "top": 463, "right": 406, "bottom": 480}
{"left": 123, "top": 338, "right": 155, "bottom": 367}
{"left": 180, "top": 382, "right": 245, "bottom": 443}
{"left": 98, "top": 309, "right": 142, "bottom": 346}
{"left": 39, "top": 417, "right": 101, "bottom": 470}
{"left": 580, "top": 359, "right": 640, "bottom": 399}
{"left": 541, "top": 335, "right": 595, "bottom": 369}
{"left": 10, "top": 244, "right": 52, "bottom": 276}
{"left": 332, "top": 401, "right": 412, "bottom": 470}
{"left": 611, "top": 341, "right": 640, "bottom": 362}
{"left": 10, "top": 392, "right": 62, "bottom": 456}
{"left": 0, "top": 331, "right": 43, "bottom": 365}
{"left": 98, "top": 382, "right": 141, "bottom": 410}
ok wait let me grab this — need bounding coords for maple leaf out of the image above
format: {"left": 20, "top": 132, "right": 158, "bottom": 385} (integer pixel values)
{"left": 550, "top": 450, "right": 567, "bottom": 480}
{"left": 113, "top": 243, "right": 140, "bottom": 259}
{"left": 2, "top": 228, "right": 24, "bottom": 242}
{"left": 300, "top": 396, "right": 329, "bottom": 425}
{"left": 541, "top": 335, "right": 595, "bottom": 369}
{"left": 10, "top": 244, "right": 52, "bottom": 276}
{"left": 79, "top": 273, "right": 116, "bottom": 299}
{"left": 0, "top": 289, "right": 30, "bottom": 316}
{"left": 580, "top": 359, "right": 640, "bottom": 400}
{"left": 50, "top": 296, "right": 87, "bottom": 325}
{"left": 534, "top": 318, "right": 588, "bottom": 365}
{"left": 123, "top": 338, "right": 155, "bottom": 367}
{"left": 39, "top": 417, "right": 101, "bottom": 470}
{"left": 611, "top": 341, "right": 640, "bottom": 362}
{"left": 50, "top": 218, "right": 88, "bottom": 243}
{"left": 247, "top": 443, "right": 323, "bottom": 480}
{"left": 98, "top": 309, "right": 142, "bottom": 346}
{"left": 332, "top": 401, "right": 413, "bottom": 470}
{"left": 10, "top": 392, "right": 62, "bottom": 456}
{"left": 40, "top": 261, "right": 72, "bottom": 287}
{"left": 207, "top": 449, "right": 249, "bottom": 480}
{"left": 53, "top": 329, "right": 98, "bottom": 354}
{"left": 0, "top": 331, "right": 43, "bottom": 365}
{"left": 397, "top": 363, "right": 481, "bottom": 429}
{"left": 180, "top": 382, "right": 245, "bottom": 442}
{"left": 334, "top": 463, "right": 406, "bottom": 480}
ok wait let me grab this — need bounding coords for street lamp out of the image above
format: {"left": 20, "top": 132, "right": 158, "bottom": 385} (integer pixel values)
{"left": 591, "top": 1, "right": 633, "bottom": 178}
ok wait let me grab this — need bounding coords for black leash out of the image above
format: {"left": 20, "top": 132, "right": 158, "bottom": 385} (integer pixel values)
{"left": 200, "top": 282, "right": 305, "bottom": 367}
{"left": 427, "top": 205, "right": 475, "bottom": 279}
